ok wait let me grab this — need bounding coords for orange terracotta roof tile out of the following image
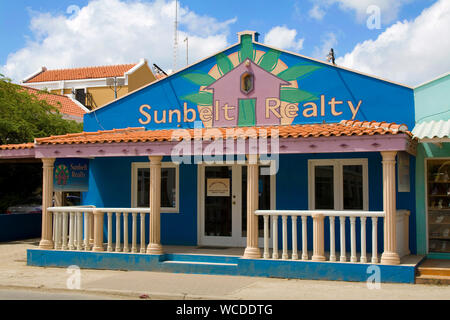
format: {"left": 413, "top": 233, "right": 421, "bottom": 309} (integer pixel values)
{"left": 0, "top": 143, "right": 34, "bottom": 150}
{"left": 35, "top": 121, "right": 411, "bottom": 146}
{"left": 21, "top": 86, "right": 87, "bottom": 118}
{"left": 24, "top": 64, "right": 136, "bottom": 83}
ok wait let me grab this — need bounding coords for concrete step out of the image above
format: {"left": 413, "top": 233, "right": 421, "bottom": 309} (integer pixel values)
{"left": 418, "top": 267, "right": 450, "bottom": 277}
{"left": 416, "top": 275, "right": 450, "bottom": 285}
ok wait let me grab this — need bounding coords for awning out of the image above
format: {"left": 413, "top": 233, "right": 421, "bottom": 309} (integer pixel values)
{"left": 412, "top": 119, "right": 450, "bottom": 142}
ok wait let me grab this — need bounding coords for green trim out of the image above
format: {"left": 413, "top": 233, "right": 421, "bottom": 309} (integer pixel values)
{"left": 427, "top": 253, "right": 450, "bottom": 260}
{"left": 238, "top": 99, "right": 256, "bottom": 127}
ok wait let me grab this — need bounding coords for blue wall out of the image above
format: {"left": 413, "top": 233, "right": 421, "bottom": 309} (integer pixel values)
{"left": 0, "top": 213, "right": 41, "bottom": 242}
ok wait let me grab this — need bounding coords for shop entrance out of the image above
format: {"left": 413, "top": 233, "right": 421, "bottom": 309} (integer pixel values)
{"left": 198, "top": 163, "right": 275, "bottom": 247}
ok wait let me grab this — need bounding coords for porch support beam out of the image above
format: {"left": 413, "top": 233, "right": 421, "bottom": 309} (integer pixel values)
{"left": 147, "top": 156, "right": 163, "bottom": 255}
{"left": 39, "top": 158, "right": 55, "bottom": 249}
{"left": 380, "top": 151, "right": 401, "bottom": 265}
{"left": 243, "top": 154, "right": 261, "bottom": 259}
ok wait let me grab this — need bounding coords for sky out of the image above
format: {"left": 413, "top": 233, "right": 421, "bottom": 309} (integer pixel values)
{"left": 0, "top": 0, "right": 448, "bottom": 86}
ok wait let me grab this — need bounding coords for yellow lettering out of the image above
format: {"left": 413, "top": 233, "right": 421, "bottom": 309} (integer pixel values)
{"left": 138, "top": 104, "right": 151, "bottom": 125}
{"left": 223, "top": 104, "right": 235, "bottom": 121}
{"left": 265, "top": 98, "right": 281, "bottom": 119}
{"left": 320, "top": 95, "right": 325, "bottom": 116}
{"left": 154, "top": 109, "right": 166, "bottom": 124}
{"left": 285, "top": 103, "right": 299, "bottom": 118}
{"left": 215, "top": 100, "right": 220, "bottom": 121}
{"left": 168, "top": 109, "right": 181, "bottom": 123}
{"left": 329, "top": 97, "right": 343, "bottom": 116}
{"left": 199, "top": 107, "right": 212, "bottom": 122}
{"left": 183, "top": 102, "right": 196, "bottom": 122}
{"left": 347, "top": 100, "right": 362, "bottom": 120}
{"left": 303, "top": 102, "right": 318, "bottom": 118}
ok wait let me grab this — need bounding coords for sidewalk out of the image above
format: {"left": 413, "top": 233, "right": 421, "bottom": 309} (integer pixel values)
{"left": 0, "top": 239, "right": 449, "bottom": 300}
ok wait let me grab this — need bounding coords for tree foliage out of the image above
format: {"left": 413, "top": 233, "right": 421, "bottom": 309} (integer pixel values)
{"left": 0, "top": 75, "right": 83, "bottom": 145}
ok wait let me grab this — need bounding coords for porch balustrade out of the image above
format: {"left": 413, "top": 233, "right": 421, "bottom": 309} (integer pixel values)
{"left": 255, "top": 210, "right": 386, "bottom": 263}
{"left": 49, "top": 206, "right": 152, "bottom": 253}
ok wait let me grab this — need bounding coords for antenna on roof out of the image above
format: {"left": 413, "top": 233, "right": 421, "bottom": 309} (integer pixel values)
{"left": 173, "top": 0, "right": 178, "bottom": 71}
{"left": 327, "top": 48, "right": 336, "bottom": 65}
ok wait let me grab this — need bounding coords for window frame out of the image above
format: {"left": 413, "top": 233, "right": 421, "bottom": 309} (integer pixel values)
{"left": 308, "top": 158, "right": 369, "bottom": 211}
{"left": 131, "top": 162, "right": 180, "bottom": 213}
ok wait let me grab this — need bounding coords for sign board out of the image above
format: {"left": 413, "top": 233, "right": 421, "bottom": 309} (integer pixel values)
{"left": 54, "top": 158, "right": 89, "bottom": 192}
{"left": 207, "top": 178, "right": 230, "bottom": 197}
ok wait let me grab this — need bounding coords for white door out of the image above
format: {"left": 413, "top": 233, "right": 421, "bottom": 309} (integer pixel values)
{"left": 198, "top": 163, "right": 275, "bottom": 247}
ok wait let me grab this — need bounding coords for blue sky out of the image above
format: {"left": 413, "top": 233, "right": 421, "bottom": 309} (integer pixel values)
{"left": 1, "top": 0, "right": 448, "bottom": 86}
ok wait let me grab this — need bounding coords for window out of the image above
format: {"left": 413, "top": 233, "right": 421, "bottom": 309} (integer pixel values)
{"left": 240, "top": 72, "right": 254, "bottom": 94}
{"left": 131, "top": 162, "right": 179, "bottom": 213}
{"left": 308, "top": 159, "right": 368, "bottom": 210}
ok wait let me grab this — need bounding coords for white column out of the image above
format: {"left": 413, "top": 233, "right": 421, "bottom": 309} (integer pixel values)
{"left": 329, "top": 216, "right": 336, "bottom": 262}
{"left": 339, "top": 216, "right": 346, "bottom": 262}
{"left": 360, "top": 217, "right": 367, "bottom": 263}
{"left": 107, "top": 212, "right": 113, "bottom": 252}
{"left": 301, "top": 216, "right": 308, "bottom": 260}
{"left": 147, "top": 156, "right": 163, "bottom": 254}
{"left": 350, "top": 217, "right": 357, "bottom": 263}
{"left": 115, "top": 212, "right": 121, "bottom": 252}
{"left": 291, "top": 216, "right": 298, "bottom": 260}
{"left": 62, "top": 212, "right": 68, "bottom": 250}
{"left": 371, "top": 217, "right": 378, "bottom": 263}
{"left": 76, "top": 212, "right": 83, "bottom": 250}
{"left": 132, "top": 212, "right": 137, "bottom": 253}
{"left": 263, "top": 215, "right": 270, "bottom": 259}
{"left": 311, "top": 214, "right": 326, "bottom": 261}
{"left": 69, "top": 212, "right": 75, "bottom": 250}
{"left": 123, "top": 212, "right": 129, "bottom": 253}
{"left": 281, "top": 215, "right": 288, "bottom": 260}
{"left": 243, "top": 154, "right": 261, "bottom": 259}
{"left": 92, "top": 210, "right": 104, "bottom": 252}
{"left": 380, "top": 151, "right": 401, "bottom": 265}
{"left": 39, "top": 158, "right": 55, "bottom": 249}
{"left": 272, "top": 215, "right": 279, "bottom": 259}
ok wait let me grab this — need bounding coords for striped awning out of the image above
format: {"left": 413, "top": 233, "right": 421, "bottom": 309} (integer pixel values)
{"left": 412, "top": 119, "right": 450, "bottom": 142}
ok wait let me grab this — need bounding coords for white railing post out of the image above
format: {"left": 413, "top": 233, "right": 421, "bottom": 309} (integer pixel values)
{"left": 371, "top": 217, "right": 378, "bottom": 263}
{"left": 123, "top": 212, "right": 129, "bottom": 253}
{"left": 329, "top": 216, "right": 336, "bottom": 262}
{"left": 92, "top": 210, "right": 104, "bottom": 252}
{"left": 107, "top": 212, "right": 113, "bottom": 252}
{"left": 282, "top": 215, "right": 288, "bottom": 260}
{"left": 54, "top": 212, "right": 62, "bottom": 250}
{"left": 76, "top": 212, "right": 83, "bottom": 250}
{"left": 69, "top": 212, "right": 75, "bottom": 250}
{"left": 263, "top": 215, "right": 270, "bottom": 259}
{"left": 62, "top": 212, "right": 68, "bottom": 250}
{"left": 140, "top": 212, "right": 146, "bottom": 253}
{"left": 115, "top": 212, "right": 121, "bottom": 252}
{"left": 84, "top": 212, "right": 90, "bottom": 251}
{"left": 339, "top": 216, "right": 346, "bottom": 262}
{"left": 312, "top": 213, "right": 325, "bottom": 262}
{"left": 291, "top": 216, "right": 298, "bottom": 260}
{"left": 350, "top": 216, "right": 357, "bottom": 263}
{"left": 132, "top": 212, "right": 137, "bottom": 253}
{"left": 360, "top": 217, "right": 367, "bottom": 263}
{"left": 272, "top": 215, "right": 279, "bottom": 259}
{"left": 301, "top": 216, "right": 308, "bottom": 260}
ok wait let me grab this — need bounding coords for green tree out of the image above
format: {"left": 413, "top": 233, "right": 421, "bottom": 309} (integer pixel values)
{"left": 0, "top": 74, "right": 82, "bottom": 145}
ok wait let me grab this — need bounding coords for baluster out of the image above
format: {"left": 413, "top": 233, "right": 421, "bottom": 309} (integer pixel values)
{"left": 350, "top": 217, "right": 357, "bottom": 262}
{"left": 329, "top": 216, "right": 336, "bottom": 262}
{"left": 115, "top": 212, "right": 121, "bottom": 252}
{"left": 84, "top": 212, "right": 90, "bottom": 251}
{"left": 371, "top": 217, "right": 378, "bottom": 263}
{"left": 132, "top": 212, "right": 137, "bottom": 253}
{"left": 272, "top": 215, "right": 278, "bottom": 259}
{"left": 140, "top": 212, "right": 146, "bottom": 253}
{"left": 263, "top": 215, "right": 270, "bottom": 259}
{"left": 360, "top": 217, "right": 367, "bottom": 263}
{"left": 62, "top": 212, "right": 68, "bottom": 250}
{"left": 123, "top": 212, "right": 129, "bottom": 253}
{"left": 282, "top": 215, "right": 288, "bottom": 260}
{"left": 339, "top": 216, "right": 346, "bottom": 262}
{"left": 54, "top": 212, "right": 62, "bottom": 249}
{"left": 291, "top": 216, "right": 298, "bottom": 260}
{"left": 52, "top": 213, "right": 56, "bottom": 244}
{"left": 301, "top": 216, "right": 308, "bottom": 260}
{"left": 89, "top": 212, "right": 94, "bottom": 246}
{"left": 69, "top": 212, "right": 75, "bottom": 250}
{"left": 107, "top": 212, "right": 113, "bottom": 252}
{"left": 76, "top": 212, "right": 83, "bottom": 250}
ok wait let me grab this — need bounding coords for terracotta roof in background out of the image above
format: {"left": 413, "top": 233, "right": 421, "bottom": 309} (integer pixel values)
{"left": 21, "top": 86, "right": 87, "bottom": 118}
{"left": 0, "top": 143, "right": 34, "bottom": 150}
{"left": 35, "top": 120, "right": 411, "bottom": 146}
{"left": 24, "top": 64, "right": 137, "bottom": 83}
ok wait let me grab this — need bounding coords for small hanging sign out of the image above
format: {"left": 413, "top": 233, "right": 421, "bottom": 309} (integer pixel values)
{"left": 207, "top": 178, "right": 230, "bottom": 197}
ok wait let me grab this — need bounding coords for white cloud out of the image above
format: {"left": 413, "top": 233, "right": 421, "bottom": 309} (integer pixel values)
{"left": 1, "top": 0, "right": 236, "bottom": 82}
{"left": 309, "top": 4, "right": 326, "bottom": 21}
{"left": 336, "top": 0, "right": 450, "bottom": 86}
{"left": 263, "top": 26, "right": 304, "bottom": 52}
{"left": 312, "top": 0, "right": 411, "bottom": 24}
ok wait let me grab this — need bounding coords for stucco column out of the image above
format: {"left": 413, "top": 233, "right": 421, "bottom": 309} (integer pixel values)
{"left": 39, "top": 158, "right": 55, "bottom": 249}
{"left": 147, "top": 156, "right": 163, "bottom": 254}
{"left": 311, "top": 213, "right": 326, "bottom": 261}
{"left": 92, "top": 209, "right": 104, "bottom": 252}
{"left": 380, "top": 151, "right": 401, "bottom": 265}
{"left": 243, "top": 154, "right": 261, "bottom": 259}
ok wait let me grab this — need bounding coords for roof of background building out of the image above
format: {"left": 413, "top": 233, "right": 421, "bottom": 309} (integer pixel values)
{"left": 412, "top": 119, "right": 450, "bottom": 140}
{"left": 34, "top": 120, "right": 411, "bottom": 146}
{"left": 23, "top": 64, "right": 137, "bottom": 83}
{"left": 21, "top": 86, "right": 87, "bottom": 119}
